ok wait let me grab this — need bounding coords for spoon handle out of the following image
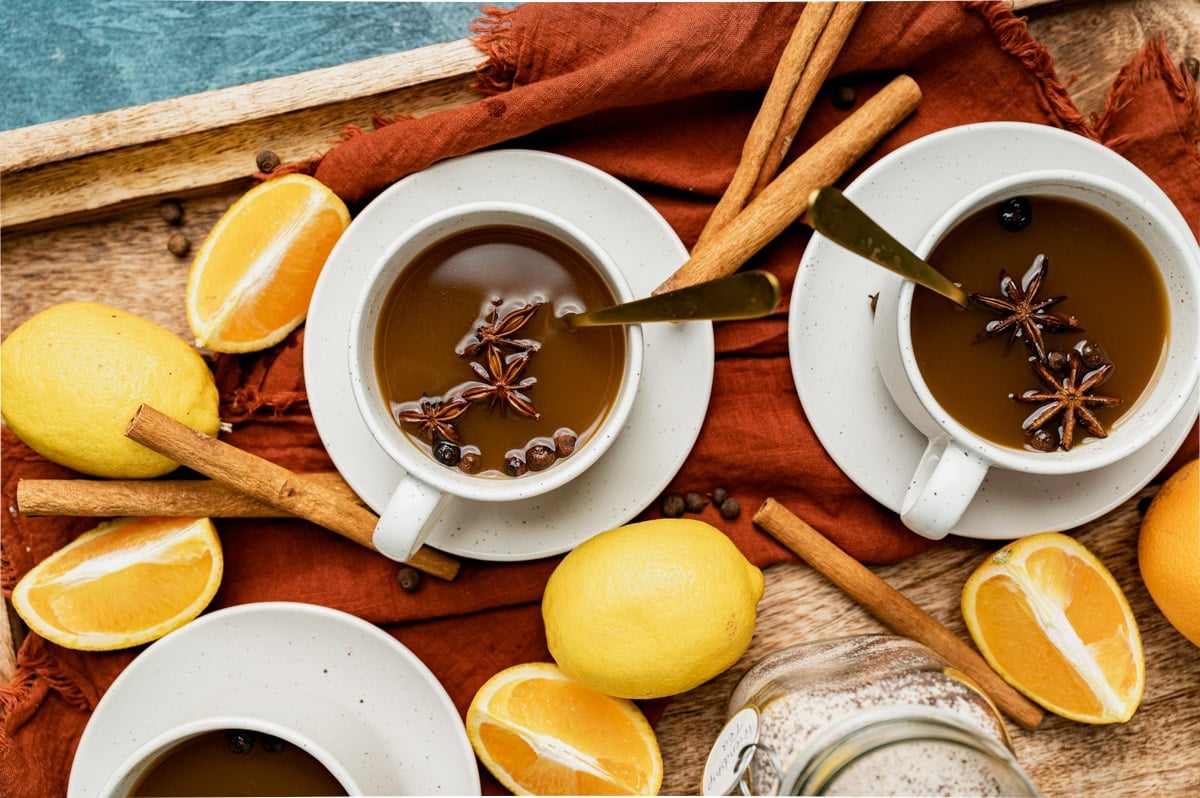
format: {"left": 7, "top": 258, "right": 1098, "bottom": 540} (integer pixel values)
{"left": 806, "top": 186, "right": 969, "bottom": 307}
{"left": 563, "top": 270, "right": 781, "bottom": 328}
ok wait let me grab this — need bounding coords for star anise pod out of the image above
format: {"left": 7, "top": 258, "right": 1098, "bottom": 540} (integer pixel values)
{"left": 460, "top": 301, "right": 542, "bottom": 359}
{"left": 461, "top": 347, "right": 539, "bottom": 419}
{"left": 397, "top": 397, "right": 471, "bottom": 443}
{"left": 968, "top": 254, "right": 1081, "bottom": 362}
{"left": 1013, "top": 351, "right": 1121, "bottom": 451}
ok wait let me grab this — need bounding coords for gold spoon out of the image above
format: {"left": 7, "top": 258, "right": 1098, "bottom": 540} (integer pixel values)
{"left": 561, "top": 270, "right": 781, "bottom": 329}
{"left": 806, "top": 186, "right": 969, "bottom": 308}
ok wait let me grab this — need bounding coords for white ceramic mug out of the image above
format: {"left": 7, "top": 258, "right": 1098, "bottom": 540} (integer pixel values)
{"left": 98, "top": 715, "right": 361, "bottom": 797}
{"left": 349, "top": 201, "right": 644, "bottom": 561}
{"left": 874, "top": 169, "right": 1200, "bottom": 539}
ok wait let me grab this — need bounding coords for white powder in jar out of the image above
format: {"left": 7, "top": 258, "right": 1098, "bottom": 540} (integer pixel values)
{"left": 732, "top": 636, "right": 1015, "bottom": 796}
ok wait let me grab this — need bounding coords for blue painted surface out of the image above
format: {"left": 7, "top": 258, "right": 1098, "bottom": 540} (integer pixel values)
{"left": 1, "top": 0, "right": 496, "bottom": 131}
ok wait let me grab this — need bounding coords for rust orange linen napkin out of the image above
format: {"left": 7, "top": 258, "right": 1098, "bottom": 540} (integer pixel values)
{"left": 3, "top": 3, "right": 1198, "bottom": 795}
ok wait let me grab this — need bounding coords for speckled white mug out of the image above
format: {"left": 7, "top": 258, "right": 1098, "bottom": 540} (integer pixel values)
{"left": 349, "top": 202, "right": 644, "bottom": 562}
{"left": 873, "top": 169, "right": 1200, "bottom": 539}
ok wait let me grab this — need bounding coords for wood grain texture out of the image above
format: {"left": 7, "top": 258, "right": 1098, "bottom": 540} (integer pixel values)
{"left": 2, "top": 2, "right": 1199, "bottom": 793}
{"left": 657, "top": 485, "right": 1200, "bottom": 795}
{"left": 0, "top": 40, "right": 482, "bottom": 232}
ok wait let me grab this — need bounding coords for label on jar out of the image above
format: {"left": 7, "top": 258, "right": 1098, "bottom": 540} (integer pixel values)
{"left": 702, "top": 706, "right": 759, "bottom": 796}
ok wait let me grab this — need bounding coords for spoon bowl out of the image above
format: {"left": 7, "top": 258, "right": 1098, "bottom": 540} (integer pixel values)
{"left": 807, "top": 186, "right": 969, "bottom": 307}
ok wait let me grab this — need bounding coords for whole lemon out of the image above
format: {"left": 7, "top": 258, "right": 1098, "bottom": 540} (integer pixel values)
{"left": 1, "top": 302, "right": 220, "bottom": 478}
{"left": 542, "top": 518, "right": 764, "bottom": 700}
{"left": 1138, "top": 459, "right": 1200, "bottom": 648}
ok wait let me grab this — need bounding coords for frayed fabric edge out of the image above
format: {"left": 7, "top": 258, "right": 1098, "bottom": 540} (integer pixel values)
{"left": 0, "top": 637, "right": 93, "bottom": 756}
{"left": 272, "top": 6, "right": 512, "bottom": 183}
{"left": 1095, "top": 34, "right": 1200, "bottom": 146}
{"left": 471, "top": 4, "right": 519, "bottom": 96}
{"left": 967, "top": 0, "right": 1096, "bottom": 140}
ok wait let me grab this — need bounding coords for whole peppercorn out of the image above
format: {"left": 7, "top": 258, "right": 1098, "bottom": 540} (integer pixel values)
{"left": 719, "top": 498, "right": 742, "bottom": 519}
{"left": 158, "top": 199, "right": 184, "bottom": 226}
{"left": 526, "top": 443, "right": 557, "bottom": 471}
{"left": 396, "top": 566, "right": 423, "bottom": 593}
{"left": 504, "top": 454, "right": 528, "bottom": 477}
{"left": 256, "top": 149, "right": 282, "bottom": 173}
{"left": 684, "top": 492, "right": 708, "bottom": 513}
{"left": 661, "top": 494, "right": 685, "bottom": 518}
{"left": 433, "top": 439, "right": 461, "bottom": 467}
{"left": 998, "top": 197, "right": 1033, "bottom": 232}
{"left": 167, "top": 232, "right": 192, "bottom": 258}
{"left": 227, "top": 731, "right": 256, "bottom": 755}
{"left": 260, "top": 735, "right": 285, "bottom": 753}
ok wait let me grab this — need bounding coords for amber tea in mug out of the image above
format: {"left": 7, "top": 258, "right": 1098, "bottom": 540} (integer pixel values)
{"left": 373, "top": 224, "right": 626, "bottom": 476}
{"left": 129, "top": 728, "right": 347, "bottom": 797}
{"left": 910, "top": 195, "right": 1169, "bottom": 451}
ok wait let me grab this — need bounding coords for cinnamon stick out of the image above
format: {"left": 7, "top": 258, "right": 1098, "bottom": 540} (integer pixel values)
{"left": 692, "top": 3, "right": 836, "bottom": 250}
{"left": 17, "top": 472, "right": 363, "bottom": 518}
{"left": 753, "top": 498, "right": 1045, "bottom": 731}
{"left": 655, "top": 73, "right": 920, "bottom": 294}
{"left": 123, "top": 404, "right": 460, "bottom": 581}
{"left": 752, "top": 2, "right": 866, "bottom": 198}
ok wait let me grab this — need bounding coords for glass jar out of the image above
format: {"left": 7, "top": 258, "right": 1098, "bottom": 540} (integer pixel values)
{"left": 702, "top": 635, "right": 1040, "bottom": 796}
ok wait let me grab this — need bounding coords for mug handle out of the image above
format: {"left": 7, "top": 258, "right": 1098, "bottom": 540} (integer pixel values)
{"left": 371, "top": 474, "right": 452, "bottom": 562}
{"left": 900, "top": 439, "right": 989, "bottom": 539}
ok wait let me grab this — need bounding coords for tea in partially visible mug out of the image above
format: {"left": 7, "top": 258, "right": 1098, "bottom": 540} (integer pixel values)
{"left": 99, "top": 717, "right": 359, "bottom": 798}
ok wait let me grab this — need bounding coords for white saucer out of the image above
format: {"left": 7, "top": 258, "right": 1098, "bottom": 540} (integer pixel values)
{"left": 68, "top": 602, "right": 480, "bottom": 796}
{"left": 305, "top": 150, "right": 713, "bottom": 561}
{"left": 791, "top": 122, "right": 1200, "bottom": 540}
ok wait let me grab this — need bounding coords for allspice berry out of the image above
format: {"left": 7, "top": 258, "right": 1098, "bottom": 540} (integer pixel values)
{"left": 256, "top": 150, "right": 282, "bottom": 173}
{"left": 396, "top": 566, "right": 423, "bottom": 593}
{"left": 554, "top": 431, "right": 577, "bottom": 458}
{"left": 504, "top": 454, "right": 528, "bottom": 477}
{"left": 158, "top": 199, "right": 184, "bottom": 226}
{"left": 167, "top": 232, "right": 192, "bottom": 258}
{"left": 661, "top": 494, "right": 685, "bottom": 518}
{"left": 526, "top": 443, "right": 557, "bottom": 471}
{"left": 684, "top": 492, "right": 708, "bottom": 513}
{"left": 719, "top": 498, "right": 741, "bottom": 519}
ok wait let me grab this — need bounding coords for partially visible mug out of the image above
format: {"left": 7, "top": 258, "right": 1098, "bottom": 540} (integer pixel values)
{"left": 99, "top": 716, "right": 360, "bottom": 797}
{"left": 873, "top": 169, "right": 1200, "bottom": 539}
{"left": 350, "top": 201, "right": 643, "bottom": 561}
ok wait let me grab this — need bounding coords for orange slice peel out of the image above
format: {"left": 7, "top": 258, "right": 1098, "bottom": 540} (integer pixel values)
{"left": 466, "top": 662, "right": 663, "bottom": 795}
{"left": 961, "top": 531, "right": 1144, "bottom": 724}
{"left": 11, "top": 516, "right": 223, "bottom": 651}
{"left": 186, "top": 174, "right": 350, "bottom": 353}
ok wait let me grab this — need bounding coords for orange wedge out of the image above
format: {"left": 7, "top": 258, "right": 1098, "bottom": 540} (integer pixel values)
{"left": 466, "top": 662, "right": 663, "bottom": 795}
{"left": 11, "top": 517, "right": 223, "bottom": 651}
{"left": 961, "top": 532, "right": 1144, "bottom": 724}
{"left": 186, "top": 174, "right": 350, "bottom": 353}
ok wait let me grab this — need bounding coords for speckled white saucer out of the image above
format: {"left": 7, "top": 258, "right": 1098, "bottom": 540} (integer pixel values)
{"left": 791, "top": 122, "right": 1200, "bottom": 540}
{"left": 304, "top": 150, "right": 714, "bottom": 561}
{"left": 68, "top": 602, "right": 480, "bottom": 796}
